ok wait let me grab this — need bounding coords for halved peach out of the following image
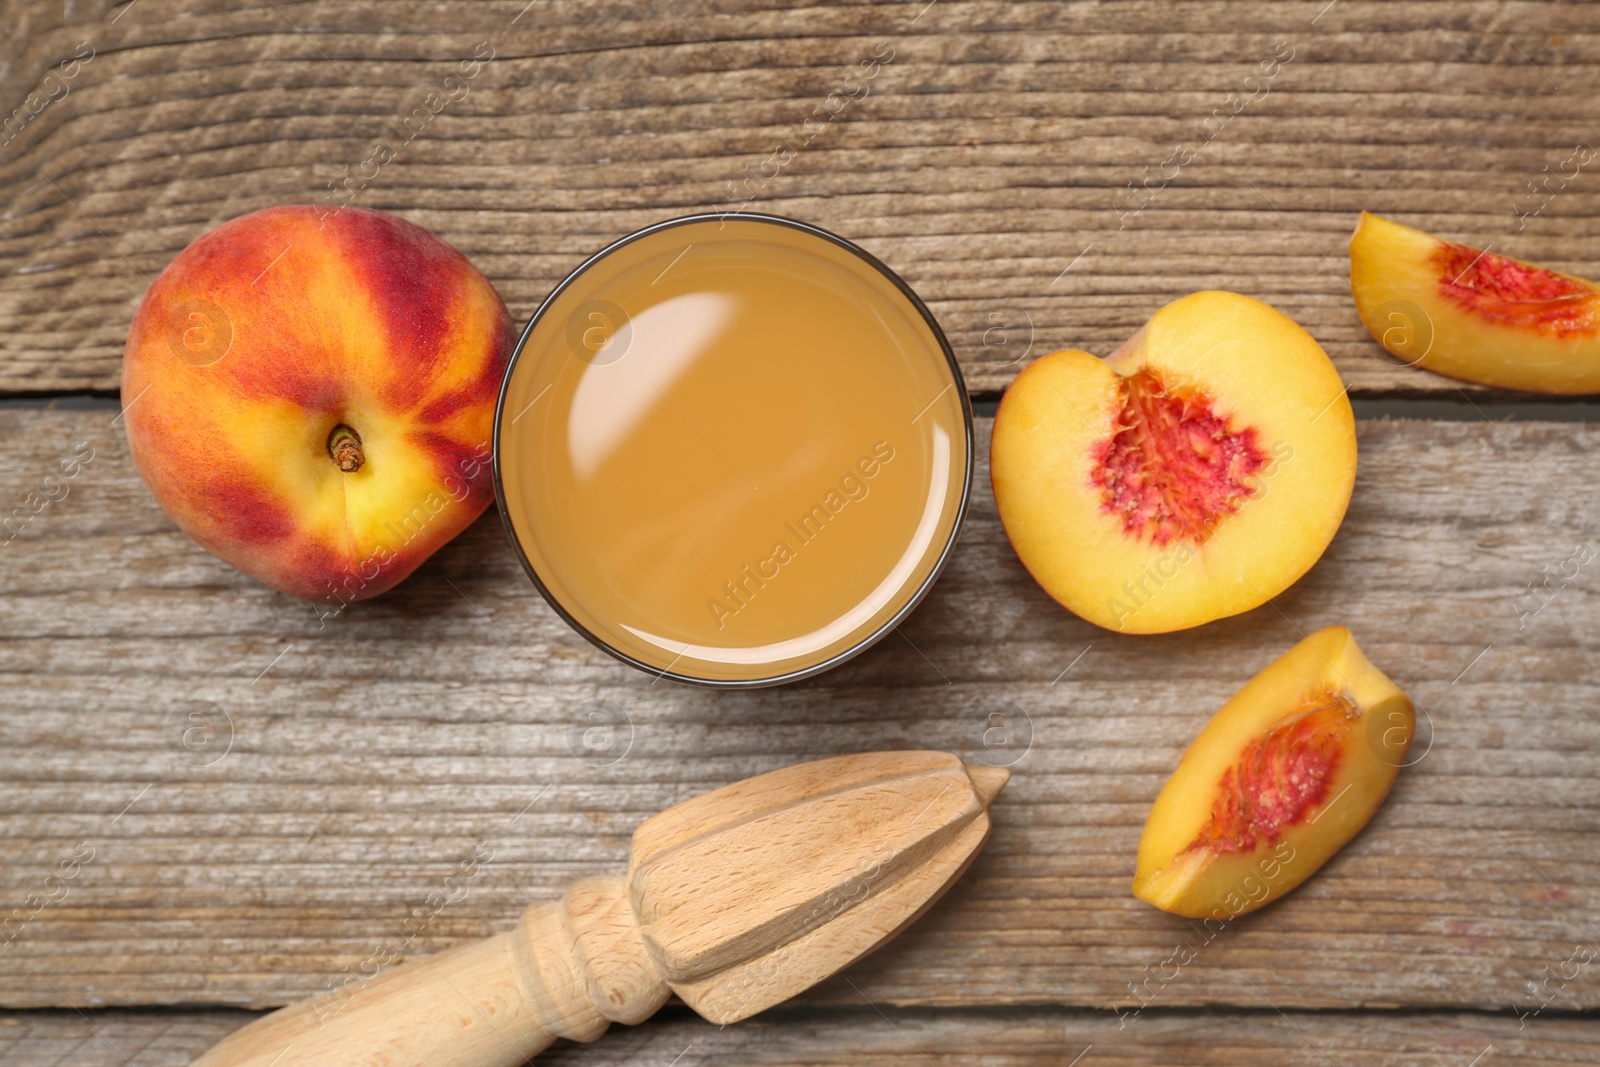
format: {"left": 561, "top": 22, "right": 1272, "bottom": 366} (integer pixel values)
{"left": 990, "top": 291, "right": 1356, "bottom": 634}
{"left": 1350, "top": 211, "right": 1600, "bottom": 393}
{"left": 1134, "top": 627, "right": 1413, "bottom": 919}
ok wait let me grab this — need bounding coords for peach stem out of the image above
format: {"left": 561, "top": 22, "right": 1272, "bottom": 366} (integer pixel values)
{"left": 328, "top": 424, "right": 364, "bottom": 473}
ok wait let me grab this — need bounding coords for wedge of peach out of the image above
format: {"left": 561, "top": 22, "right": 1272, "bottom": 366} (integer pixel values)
{"left": 1134, "top": 627, "right": 1413, "bottom": 919}
{"left": 990, "top": 291, "right": 1356, "bottom": 634}
{"left": 1351, "top": 211, "right": 1600, "bottom": 393}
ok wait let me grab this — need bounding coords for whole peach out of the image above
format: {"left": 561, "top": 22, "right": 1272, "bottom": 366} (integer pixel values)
{"left": 122, "top": 205, "right": 512, "bottom": 603}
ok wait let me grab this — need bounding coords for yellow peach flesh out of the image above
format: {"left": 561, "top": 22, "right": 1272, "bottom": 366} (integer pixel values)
{"left": 1134, "top": 627, "right": 1413, "bottom": 919}
{"left": 1350, "top": 211, "right": 1600, "bottom": 393}
{"left": 990, "top": 291, "right": 1357, "bottom": 634}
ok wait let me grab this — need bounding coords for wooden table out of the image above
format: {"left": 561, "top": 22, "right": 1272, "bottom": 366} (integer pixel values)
{"left": 3, "top": 1, "right": 1598, "bottom": 1063}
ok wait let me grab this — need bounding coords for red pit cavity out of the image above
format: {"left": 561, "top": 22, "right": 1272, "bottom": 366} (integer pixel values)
{"left": 1185, "top": 693, "right": 1359, "bottom": 856}
{"left": 1433, "top": 241, "right": 1599, "bottom": 337}
{"left": 1092, "top": 370, "right": 1268, "bottom": 547}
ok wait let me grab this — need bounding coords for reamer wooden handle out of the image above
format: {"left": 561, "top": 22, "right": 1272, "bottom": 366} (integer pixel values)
{"left": 191, "top": 876, "right": 667, "bottom": 1067}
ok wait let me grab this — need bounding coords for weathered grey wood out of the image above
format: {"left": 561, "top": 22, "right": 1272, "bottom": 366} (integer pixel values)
{"left": 3, "top": 1007, "right": 1596, "bottom": 1066}
{"left": 6, "top": 1, "right": 1600, "bottom": 395}
{"left": 1, "top": 408, "right": 1597, "bottom": 1013}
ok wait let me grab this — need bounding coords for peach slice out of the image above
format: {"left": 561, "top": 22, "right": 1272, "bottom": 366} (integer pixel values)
{"left": 1134, "top": 627, "right": 1413, "bottom": 919}
{"left": 1350, "top": 211, "right": 1600, "bottom": 393}
{"left": 990, "top": 291, "right": 1356, "bottom": 634}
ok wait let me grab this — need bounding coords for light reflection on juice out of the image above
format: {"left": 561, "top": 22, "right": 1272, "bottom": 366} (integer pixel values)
{"left": 496, "top": 216, "right": 970, "bottom": 685}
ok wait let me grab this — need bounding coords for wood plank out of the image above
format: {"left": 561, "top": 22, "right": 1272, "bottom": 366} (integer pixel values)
{"left": 3, "top": 1007, "right": 1596, "bottom": 1066}
{"left": 1, "top": 408, "right": 1597, "bottom": 1012}
{"left": 6, "top": 1, "right": 1600, "bottom": 395}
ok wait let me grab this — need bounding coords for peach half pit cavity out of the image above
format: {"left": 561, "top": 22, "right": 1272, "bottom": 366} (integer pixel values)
{"left": 990, "top": 291, "right": 1357, "bottom": 634}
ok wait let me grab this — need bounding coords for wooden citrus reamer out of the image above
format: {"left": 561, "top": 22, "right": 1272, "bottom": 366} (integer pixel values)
{"left": 191, "top": 751, "right": 1007, "bottom": 1066}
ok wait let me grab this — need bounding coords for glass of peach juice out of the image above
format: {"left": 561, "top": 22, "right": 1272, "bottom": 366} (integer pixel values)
{"left": 494, "top": 214, "right": 972, "bottom": 686}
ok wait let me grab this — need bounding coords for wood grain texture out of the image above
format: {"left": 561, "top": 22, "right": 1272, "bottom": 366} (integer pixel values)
{"left": 2, "top": 1007, "right": 1597, "bottom": 1066}
{"left": 6, "top": 0, "right": 1600, "bottom": 396}
{"left": 1, "top": 409, "right": 1597, "bottom": 1014}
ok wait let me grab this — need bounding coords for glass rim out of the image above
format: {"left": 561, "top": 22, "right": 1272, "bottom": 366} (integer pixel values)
{"left": 491, "top": 211, "right": 975, "bottom": 688}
